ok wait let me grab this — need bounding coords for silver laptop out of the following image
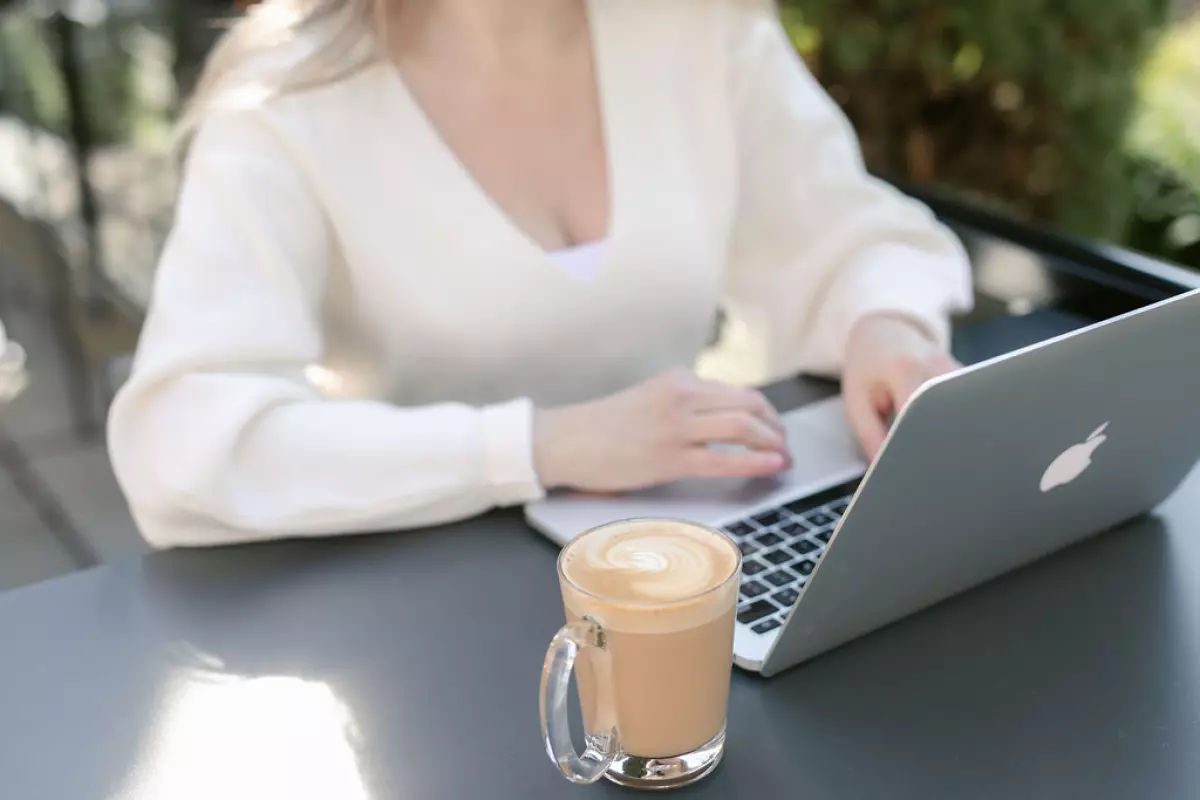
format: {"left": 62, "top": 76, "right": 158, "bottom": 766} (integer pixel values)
{"left": 525, "top": 288, "right": 1200, "bottom": 677}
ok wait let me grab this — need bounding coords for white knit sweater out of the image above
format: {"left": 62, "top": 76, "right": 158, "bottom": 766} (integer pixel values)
{"left": 108, "top": 0, "right": 973, "bottom": 547}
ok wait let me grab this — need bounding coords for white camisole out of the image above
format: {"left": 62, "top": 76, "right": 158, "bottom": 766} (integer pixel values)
{"left": 547, "top": 240, "right": 607, "bottom": 281}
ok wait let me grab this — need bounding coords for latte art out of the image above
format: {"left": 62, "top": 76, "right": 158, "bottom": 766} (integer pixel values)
{"left": 563, "top": 521, "right": 739, "bottom": 604}
{"left": 554, "top": 518, "right": 742, "bottom": 765}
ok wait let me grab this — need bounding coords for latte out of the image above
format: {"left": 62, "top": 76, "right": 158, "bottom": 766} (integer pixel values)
{"left": 559, "top": 520, "right": 740, "bottom": 758}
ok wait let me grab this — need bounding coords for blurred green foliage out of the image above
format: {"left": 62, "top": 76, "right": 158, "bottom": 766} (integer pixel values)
{"left": 0, "top": 14, "right": 69, "bottom": 129}
{"left": 0, "top": 12, "right": 170, "bottom": 146}
{"left": 0, "top": 14, "right": 139, "bottom": 144}
{"left": 1125, "top": 16, "right": 1200, "bottom": 268}
{"left": 1124, "top": 155, "right": 1200, "bottom": 268}
{"left": 1130, "top": 15, "right": 1200, "bottom": 189}
{"left": 780, "top": 0, "right": 1179, "bottom": 253}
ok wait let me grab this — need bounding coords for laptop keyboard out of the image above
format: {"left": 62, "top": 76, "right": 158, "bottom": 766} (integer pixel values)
{"left": 726, "top": 480, "right": 860, "bottom": 637}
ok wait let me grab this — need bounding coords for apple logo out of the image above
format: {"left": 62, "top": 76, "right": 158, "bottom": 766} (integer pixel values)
{"left": 1040, "top": 423, "right": 1109, "bottom": 493}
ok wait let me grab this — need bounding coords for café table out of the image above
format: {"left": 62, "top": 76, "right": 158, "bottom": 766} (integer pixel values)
{"left": 1, "top": 215, "right": 1198, "bottom": 798}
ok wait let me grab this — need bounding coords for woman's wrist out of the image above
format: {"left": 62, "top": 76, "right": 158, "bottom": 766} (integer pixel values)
{"left": 533, "top": 406, "right": 573, "bottom": 491}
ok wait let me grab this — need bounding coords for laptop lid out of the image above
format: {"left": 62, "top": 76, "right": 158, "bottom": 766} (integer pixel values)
{"left": 761, "top": 289, "right": 1200, "bottom": 676}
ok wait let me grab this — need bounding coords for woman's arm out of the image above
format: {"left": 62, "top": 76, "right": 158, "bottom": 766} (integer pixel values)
{"left": 107, "top": 109, "right": 543, "bottom": 548}
{"left": 708, "top": 0, "right": 973, "bottom": 385}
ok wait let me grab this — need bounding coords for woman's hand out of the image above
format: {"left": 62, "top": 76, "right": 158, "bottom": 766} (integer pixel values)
{"left": 534, "top": 368, "right": 791, "bottom": 493}
{"left": 842, "top": 314, "right": 961, "bottom": 461}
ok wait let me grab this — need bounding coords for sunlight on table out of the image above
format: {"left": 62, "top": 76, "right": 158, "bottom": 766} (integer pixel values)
{"left": 116, "top": 672, "right": 372, "bottom": 800}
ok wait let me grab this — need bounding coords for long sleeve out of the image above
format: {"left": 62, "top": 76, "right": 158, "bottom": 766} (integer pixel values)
{"left": 107, "top": 109, "right": 544, "bottom": 548}
{"left": 705, "top": 0, "right": 974, "bottom": 384}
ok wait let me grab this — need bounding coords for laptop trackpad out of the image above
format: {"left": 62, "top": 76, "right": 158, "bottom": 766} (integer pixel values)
{"left": 525, "top": 397, "right": 867, "bottom": 543}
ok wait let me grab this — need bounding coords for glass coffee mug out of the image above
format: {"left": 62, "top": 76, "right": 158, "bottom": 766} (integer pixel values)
{"left": 539, "top": 518, "right": 741, "bottom": 790}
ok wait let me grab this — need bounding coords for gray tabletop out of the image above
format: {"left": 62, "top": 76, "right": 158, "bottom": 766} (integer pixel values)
{"left": 1, "top": 312, "right": 1198, "bottom": 800}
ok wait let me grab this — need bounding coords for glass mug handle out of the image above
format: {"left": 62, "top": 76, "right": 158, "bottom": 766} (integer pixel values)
{"left": 539, "top": 616, "right": 618, "bottom": 784}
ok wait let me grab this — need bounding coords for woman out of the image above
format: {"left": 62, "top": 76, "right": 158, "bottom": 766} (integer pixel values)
{"left": 108, "top": 0, "right": 973, "bottom": 548}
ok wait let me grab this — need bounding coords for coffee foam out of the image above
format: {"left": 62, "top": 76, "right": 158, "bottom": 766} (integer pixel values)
{"left": 560, "top": 520, "right": 739, "bottom": 634}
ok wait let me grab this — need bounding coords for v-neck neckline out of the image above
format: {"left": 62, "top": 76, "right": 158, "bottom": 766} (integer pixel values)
{"left": 381, "top": 0, "right": 617, "bottom": 267}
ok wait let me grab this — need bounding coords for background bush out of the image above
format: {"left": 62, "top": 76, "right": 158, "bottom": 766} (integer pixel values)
{"left": 0, "top": 13, "right": 139, "bottom": 144}
{"left": 780, "top": 0, "right": 1183, "bottom": 258}
{"left": 1125, "top": 15, "right": 1200, "bottom": 267}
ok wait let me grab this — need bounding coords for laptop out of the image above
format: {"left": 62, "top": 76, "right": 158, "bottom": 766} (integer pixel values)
{"left": 525, "top": 288, "right": 1200, "bottom": 677}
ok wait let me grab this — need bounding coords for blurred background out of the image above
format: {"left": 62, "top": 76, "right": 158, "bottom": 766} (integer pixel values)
{"left": 0, "top": 0, "right": 1197, "bottom": 589}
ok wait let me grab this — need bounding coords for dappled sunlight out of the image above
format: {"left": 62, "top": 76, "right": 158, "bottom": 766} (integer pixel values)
{"left": 116, "top": 672, "right": 372, "bottom": 800}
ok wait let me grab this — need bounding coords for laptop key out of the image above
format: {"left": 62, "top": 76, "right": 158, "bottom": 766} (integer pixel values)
{"left": 780, "top": 521, "right": 806, "bottom": 536}
{"left": 725, "top": 522, "right": 755, "bottom": 538}
{"left": 772, "top": 588, "right": 800, "bottom": 607}
{"left": 763, "top": 570, "right": 794, "bottom": 588}
{"left": 796, "top": 559, "right": 816, "bottom": 576}
{"left": 815, "top": 529, "right": 833, "bottom": 544}
{"left": 784, "top": 498, "right": 817, "bottom": 515}
{"left": 742, "top": 559, "right": 767, "bottom": 577}
{"left": 805, "top": 510, "right": 836, "bottom": 527}
{"left": 740, "top": 580, "right": 769, "bottom": 599}
{"left": 790, "top": 538, "right": 819, "bottom": 556}
{"left": 751, "top": 618, "right": 781, "bottom": 635}
{"left": 754, "top": 531, "right": 783, "bottom": 547}
{"left": 753, "top": 510, "right": 783, "bottom": 527}
{"left": 829, "top": 499, "right": 850, "bottom": 516}
{"left": 762, "top": 549, "right": 792, "bottom": 566}
{"left": 739, "top": 541, "right": 760, "bottom": 557}
{"left": 737, "top": 599, "right": 778, "bottom": 625}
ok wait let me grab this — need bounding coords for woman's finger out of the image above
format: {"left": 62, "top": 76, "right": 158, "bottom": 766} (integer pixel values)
{"left": 674, "top": 447, "right": 787, "bottom": 481}
{"left": 744, "top": 390, "right": 787, "bottom": 439}
{"left": 844, "top": 379, "right": 888, "bottom": 461}
{"left": 885, "top": 364, "right": 928, "bottom": 415}
{"left": 685, "top": 410, "right": 789, "bottom": 454}
{"left": 689, "top": 382, "right": 786, "bottom": 438}
{"left": 930, "top": 352, "right": 962, "bottom": 375}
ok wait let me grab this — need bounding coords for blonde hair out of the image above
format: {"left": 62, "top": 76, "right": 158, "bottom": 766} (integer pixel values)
{"left": 178, "top": 0, "right": 390, "bottom": 139}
